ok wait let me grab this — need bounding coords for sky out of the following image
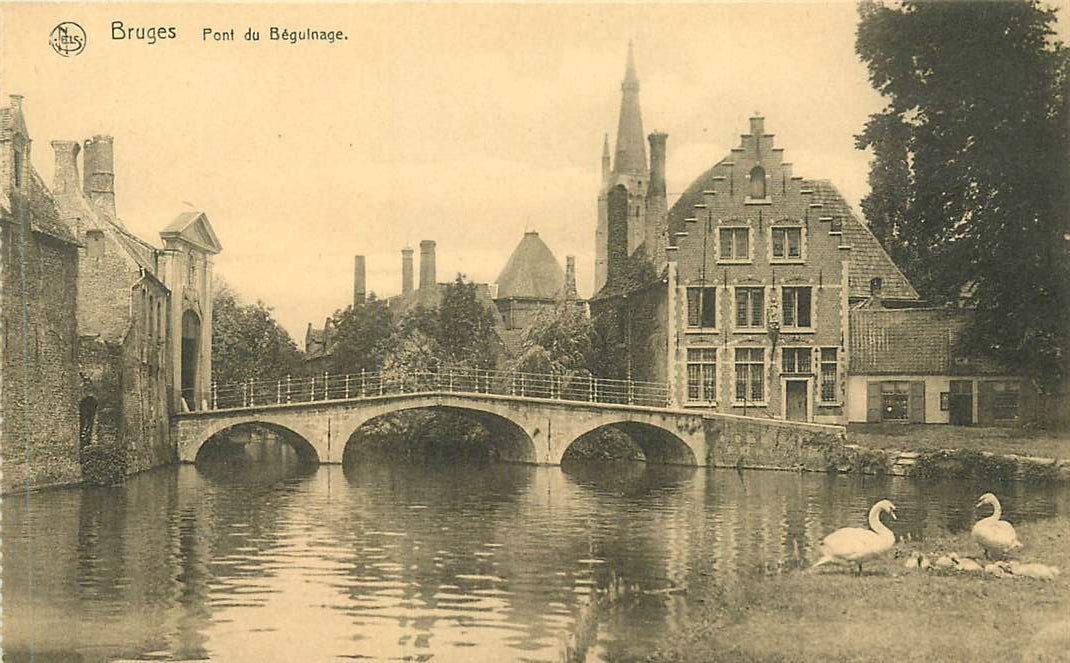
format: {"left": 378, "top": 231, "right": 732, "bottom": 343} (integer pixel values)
{"left": 3, "top": 2, "right": 1066, "bottom": 342}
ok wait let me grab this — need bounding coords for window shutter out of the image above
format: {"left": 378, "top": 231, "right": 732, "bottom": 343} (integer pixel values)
{"left": 909, "top": 381, "right": 926, "bottom": 423}
{"left": 866, "top": 382, "right": 881, "bottom": 423}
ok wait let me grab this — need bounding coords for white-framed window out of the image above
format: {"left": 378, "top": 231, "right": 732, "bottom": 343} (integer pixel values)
{"left": 686, "top": 286, "right": 716, "bottom": 329}
{"left": 881, "top": 381, "right": 910, "bottom": 421}
{"left": 734, "top": 347, "right": 765, "bottom": 403}
{"left": 991, "top": 381, "right": 1020, "bottom": 420}
{"left": 781, "top": 347, "right": 812, "bottom": 375}
{"left": 735, "top": 287, "right": 765, "bottom": 329}
{"left": 782, "top": 286, "right": 813, "bottom": 329}
{"left": 686, "top": 347, "right": 717, "bottom": 403}
{"left": 819, "top": 347, "right": 838, "bottom": 403}
{"left": 718, "top": 227, "right": 750, "bottom": 262}
{"left": 771, "top": 226, "right": 804, "bottom": 262}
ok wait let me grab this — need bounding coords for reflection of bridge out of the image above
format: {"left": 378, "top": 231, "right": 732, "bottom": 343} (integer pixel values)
{"left": 174, "top": 369, "right": 709, "bottom": 465}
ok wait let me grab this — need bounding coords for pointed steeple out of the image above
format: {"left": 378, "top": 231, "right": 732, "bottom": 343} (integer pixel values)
{"left": 613, "top": 41, "right": 647, "bottom": 177}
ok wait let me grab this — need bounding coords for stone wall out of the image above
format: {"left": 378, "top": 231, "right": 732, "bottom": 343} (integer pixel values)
{"left": 1, "top": 222, "right": 82, "bottom": 493}
{"left": 704, "top": 414, "right": 847, "bottom": 472}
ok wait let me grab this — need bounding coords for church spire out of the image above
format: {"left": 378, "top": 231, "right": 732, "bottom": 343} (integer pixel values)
{"left": 601, "top": 133, "right": 611, "bottom": 182}
{"left": 613, "top": 41, "right": 647, "bottom": 177}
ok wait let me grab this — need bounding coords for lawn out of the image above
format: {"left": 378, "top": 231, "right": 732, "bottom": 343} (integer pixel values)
{"left": 648, "top": 518, "right": 1070, "bottom": 663}
{"left": 848, "top": 423, "right": 1070, "bottom": 460}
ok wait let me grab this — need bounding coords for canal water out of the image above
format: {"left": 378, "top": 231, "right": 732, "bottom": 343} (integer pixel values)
{"left": 3, "top": 446, "right": 1068, "bottom": 662}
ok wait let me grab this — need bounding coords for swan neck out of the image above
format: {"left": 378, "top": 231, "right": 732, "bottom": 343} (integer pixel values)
{"left": 990, "top": 499, "right": 1002, "bottom": 521}
{"left": 868, "top": 505, "right": 891, "bottom": 536}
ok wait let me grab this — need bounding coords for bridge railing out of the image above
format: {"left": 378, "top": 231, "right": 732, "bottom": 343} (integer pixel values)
{"left": 207, "top": 368, "right": 670, "bottom": 411}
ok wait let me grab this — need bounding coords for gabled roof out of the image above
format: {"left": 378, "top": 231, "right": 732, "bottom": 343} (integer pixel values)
{"left": 0, "top": 168, "right": 78, "bottom": 245}
{"left": 850, "top": 308, "right": 1011, "bottom": 375}
{"left": 808, "top": 180, "right": 918, "bottom": 302}
{"left": 495, "top": 231, "right": 565, "bottom": 301}
{"left": 161, "top": 211, "right": 222, "bottom": 254}
{"left": 666, "top": 161, "right": 919, "bottom": 302}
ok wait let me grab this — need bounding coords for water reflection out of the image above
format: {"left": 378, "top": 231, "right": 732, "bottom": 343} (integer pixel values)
{"left": 2, "top": 447, "right": 1068, "bottom": 662}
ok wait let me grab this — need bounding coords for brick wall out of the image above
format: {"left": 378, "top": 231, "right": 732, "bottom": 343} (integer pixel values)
{"left": 1, "top": 220, "right": 82, "bottom": 493}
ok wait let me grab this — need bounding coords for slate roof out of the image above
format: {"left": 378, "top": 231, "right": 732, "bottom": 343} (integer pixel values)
{"left": 849, "top": 308, "right": 1011, "bottom": 375}
{"left": 666, "top": 164, "right": 919, "bottom": 302}
{"left": 495, "top": 231, "right": 565, "bottom": 300}
{"left": 3, "top": 169, "right": 79, "bottom": 245}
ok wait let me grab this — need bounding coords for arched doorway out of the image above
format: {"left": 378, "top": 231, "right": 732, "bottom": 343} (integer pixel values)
{"left": 181, "top": 310, "right": 201, "bottom": 410}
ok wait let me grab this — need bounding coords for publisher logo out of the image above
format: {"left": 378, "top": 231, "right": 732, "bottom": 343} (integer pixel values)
{"left": 50, "top": 22, "right": 86, "bottom": 57}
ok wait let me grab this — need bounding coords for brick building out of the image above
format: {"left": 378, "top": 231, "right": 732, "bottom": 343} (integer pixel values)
{"left": 0, "top": 95, "right": 82, "bottom": 492}
{"left": 50, "top": 125, "right": 220, "bottom": 477}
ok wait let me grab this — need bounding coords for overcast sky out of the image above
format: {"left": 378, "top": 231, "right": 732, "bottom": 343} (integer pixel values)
{"left": 4, "top": 3, "right": 1066, "bottom": 342}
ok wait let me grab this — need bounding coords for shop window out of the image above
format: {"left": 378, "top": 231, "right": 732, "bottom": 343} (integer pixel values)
{"left": 735, "top": 287, "right": 764, "bottom": 328}
{"left": 992, "top": 381, "right": 1020, "bottom": 420}
{"left": 782, "top": 287, "right": 812, "bottom": 328}
{"left": 719, "top": 227, "right": 750, "bottom": 261}
{"left": 686, "top": 348, "right": 717, "bottom": 403}
{"left": 686, "top": 287, "right": 716, "bottom": 329}
{"left": 782, "top": 347, "right": 812, "bottom": 375}
{"left": 735, "top": 347, "right": 765, "bottom": 403}
{"left": 881, "top": 381, "right": 910, "bottom": 421}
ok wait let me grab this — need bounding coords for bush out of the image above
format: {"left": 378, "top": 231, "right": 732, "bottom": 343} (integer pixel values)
{"left": 910, "top": 449, "right": 1019, "bottom": 482}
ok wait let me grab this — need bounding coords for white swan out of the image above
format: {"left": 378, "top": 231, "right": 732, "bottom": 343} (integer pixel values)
{"left": 972, "top": 493, "right": 1023, "bottom": 560}
{"left": 812, "top": 499, "right": 897, "bottom": 574}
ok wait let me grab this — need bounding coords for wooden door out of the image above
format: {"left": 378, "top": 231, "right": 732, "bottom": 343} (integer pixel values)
{"left": 786, "top": 380, "right": 808, "bottom": 421}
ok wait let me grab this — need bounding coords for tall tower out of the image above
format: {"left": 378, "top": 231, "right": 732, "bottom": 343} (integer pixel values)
{"left": 596, "top": 42, "right": 652, "bottom": 293}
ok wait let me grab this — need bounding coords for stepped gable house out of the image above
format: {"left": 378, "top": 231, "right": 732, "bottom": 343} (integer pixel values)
{"left": 50, "top": 124, "right": 220, "bottom": 477}
{"left": 662, "top": 116, "right": 919, "bottom": 424}
{"left": 0, "top": 95, "right": 82, "bottom": 492}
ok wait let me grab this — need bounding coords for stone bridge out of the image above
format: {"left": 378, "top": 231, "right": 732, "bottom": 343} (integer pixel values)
{"left": 172, "top": 391, "right": 710, "bottom": 465}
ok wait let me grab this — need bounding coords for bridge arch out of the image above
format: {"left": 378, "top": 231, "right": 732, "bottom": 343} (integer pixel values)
{"left": 342, "top": 404, "right": 538, "bottom": 464}
{"left": 191, "top": 418, "right": 321, "bottom": 464}
{"left": 561, "top": 421, "right": 698, "bottom": 466}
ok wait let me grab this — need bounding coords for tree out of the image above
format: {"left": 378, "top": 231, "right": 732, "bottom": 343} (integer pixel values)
{"left": 326, "top": 295, "right": 396, "bottom": 375}
{"left": 211, "top": 280, "right": 304, "bottom": 386}
{"left": 512, "top": 302, "right": 594, "bottom": 376}
{"left": 436, "top": 275, "right": 501, "bottom": 370}
{"left": 856, "top": 0, "right": 1070, "bottom": 398}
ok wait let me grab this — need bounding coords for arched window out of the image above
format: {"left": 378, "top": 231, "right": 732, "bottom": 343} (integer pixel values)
{"left": 749, "top": 166, "right": 767, "bottom": 199}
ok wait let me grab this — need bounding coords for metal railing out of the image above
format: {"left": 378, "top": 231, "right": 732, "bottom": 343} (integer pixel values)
{"left": 207, "top": 368, "right": 670, "bottom": 412}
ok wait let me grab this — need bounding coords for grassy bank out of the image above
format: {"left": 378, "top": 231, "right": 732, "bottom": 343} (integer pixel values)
{"left": 649, "top": 518, "right": 1070, "bottom": 663}
{"left": 848, "top": 423, "right": 1070, "bottom": 460}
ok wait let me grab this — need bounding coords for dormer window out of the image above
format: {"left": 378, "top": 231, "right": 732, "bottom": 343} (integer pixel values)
{"left": 870, "top": 277, "right": 883, "bottom": 296}
{"left": 749, "top": 166, "right": 766, "bottom": 199}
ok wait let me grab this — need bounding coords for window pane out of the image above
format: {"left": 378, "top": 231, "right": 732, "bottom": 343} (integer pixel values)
{"left": 772, "top": 229, "right": 784, "bottom": 257}
{"left": 736, "top": 291, "right": 748, "bottom": 326}
{"left": 798, "top": 288, "right": 811, "bottom": 327}
{"left": 788, "top": 229, "right": 801, "bottom": 258}
{"left": 687, "top": 289, "right": 701, "bottom": 327}
{"left": 783, "top": 288, "right": 795, "bottom": 327}
{"left": 736, "top": 229, "right": 748, "bottom": 258}
{"left": 701, "top": 288, "right": 716, "bottom": 328}
{"left": 821, "top": 347, "right": 836, "bottom": 362}
{"left": 702, "top": 364, "right": 716, "bottom": 401}
{"left": 750, "top": 363, "right": 764, "bottom": 401}
{"left": 719, "top": 230, "right": 733, "bottom": 259}
{"left": 687, "top": 364, "right": 700, "bottom": 401}
{"left": 735, "top": 364, "right": 747, "bottom": 401}
{"left": 750, "top": 289, "right": 764, "bottom": 326}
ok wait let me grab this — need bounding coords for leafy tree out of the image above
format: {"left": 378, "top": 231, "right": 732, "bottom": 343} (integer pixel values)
{"left": 211, "top": 280, "right": 304, "bottom": 386}
{"left": 513, "top": 302, "right": 594, "bottom": 376}
{"left": 326, "top": 295, "right": 396, "bottom": 375}
{"left": 436, "top": 275, "right": 501, "bottom": 370}
{"left": 856, "top": 0, "right": 1070, "bottom": 398}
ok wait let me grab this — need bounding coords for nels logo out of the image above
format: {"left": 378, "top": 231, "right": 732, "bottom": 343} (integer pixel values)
{"left": 50, "top": 22, "right": 86, "bottom": 57}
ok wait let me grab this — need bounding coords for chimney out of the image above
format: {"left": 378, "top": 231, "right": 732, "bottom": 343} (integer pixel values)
{"left": 353, "top": 255, "right": 366, "bottom": 307}
{"left": 51, "top": 141, "right": 80, "bottom": 195}
{"left": 419, "top": 239, "right": 436, "bottom": 289}
{"left": 564, "top": 256, "right": 578, "bottom": 301}
{"left": 749, "top": 116, "right": 765, "bottom": 136}
{"left": 401, "top": 246, "right": 414, "bottom": 294}
{"left": 83, "top": 135, "right": 115, "bottom": 218}
{"left": 646, "top": 132, "right": 669, "bottom": 269}
{"left": 647, "top": 132, "right": 667, "bottom": 200}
